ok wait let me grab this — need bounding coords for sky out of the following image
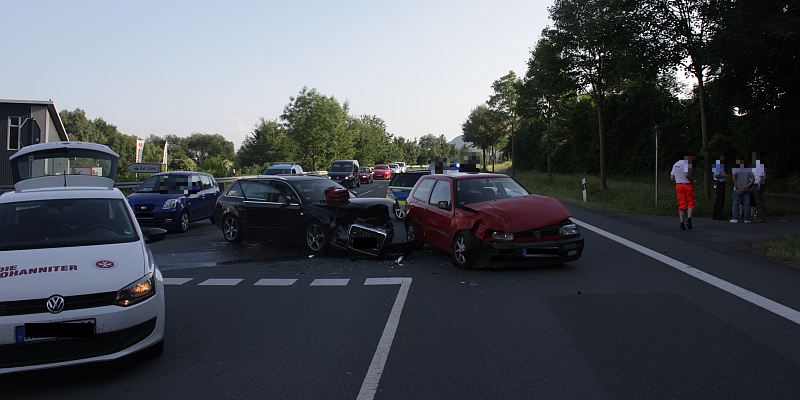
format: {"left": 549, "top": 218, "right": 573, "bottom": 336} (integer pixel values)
{"left": 1, "top": 0, "right": 555, "bottom": 150}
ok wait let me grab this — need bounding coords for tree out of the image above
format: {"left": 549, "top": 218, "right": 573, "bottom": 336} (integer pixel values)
{"left": 60, "top": 109, "right": 104, "bottom": 144}
{"left": 487, "top": 71, "right": 522, "bottom": 175}
{"left": 349, "top": 115, "right": 391, "bottom": 166}
{"left": 280, "top": 87, "right": 351, "bottom": 171}
{"left": 522, "top": 34, "right": 576, "bottom": 181}
{"left": 462, "top": 105, "right": 505, "bottom": 172}
{"left": 185, "top": 133, "right": 235, "bottom": 166}
{"left": 548, "top": 0, "right": 647, "bottom": 192}
{"left": 237, "top": 118, "right": 294, "bottom": 169}
{"left": 645, "top": 0, "right": 720, "bottom": 199}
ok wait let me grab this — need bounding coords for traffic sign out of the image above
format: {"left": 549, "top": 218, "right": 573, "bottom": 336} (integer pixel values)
{"left": 19, "top": 118, "right": 41, "bottom": 147}
{"left": 489, "top": 154, "right": 496, "bottom": 162}
{"left": 126, "top": 163, "right": 161, "bottom": 174}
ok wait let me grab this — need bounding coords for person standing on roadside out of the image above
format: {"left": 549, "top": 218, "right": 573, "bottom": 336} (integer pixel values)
{"left": 730, "top": 157, "right": 754, "bottom": 223}
{"left": 712, "top": 155, "right": 730, "bottom": 220}
{"left": 671, "top": 155, "right": 697, "bottom": 230}
{"left": 752, "top": 153, "right": 766, "bottom": 222}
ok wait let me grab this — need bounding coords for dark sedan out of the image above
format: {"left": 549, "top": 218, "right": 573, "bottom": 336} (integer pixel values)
{"left": 213, "top": 175, "right": 418, "bottom": 258}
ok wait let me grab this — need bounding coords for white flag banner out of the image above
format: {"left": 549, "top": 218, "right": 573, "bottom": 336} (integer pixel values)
{"left": 135, "top": 139, "right": 145, "bottom": 163}
{"left": 162, "top": 141, "right": 168, "bottom": 165}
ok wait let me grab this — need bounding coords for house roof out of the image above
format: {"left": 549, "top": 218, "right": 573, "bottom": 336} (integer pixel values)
{"left": 0, "top": 99, "right": 69, "bottom": 141}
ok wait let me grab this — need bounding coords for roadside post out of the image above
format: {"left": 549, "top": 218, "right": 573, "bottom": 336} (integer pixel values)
{"left": 582, "top": 178, "right": 587, "bottom": 202}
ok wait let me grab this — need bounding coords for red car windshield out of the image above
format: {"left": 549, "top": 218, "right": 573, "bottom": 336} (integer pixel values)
{"left": 456, "top": 177, "right": 529, "bottom": 206}
{"left": 375, "top": 165, "right": 389, "bottom": 170}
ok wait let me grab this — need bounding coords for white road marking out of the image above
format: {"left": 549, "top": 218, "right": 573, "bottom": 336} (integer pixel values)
{"left": 254, "top": 278, "right": 298, "bottom": 286}
{"left": 359, "top": 190, "right": 374, "bottom": 196}
{"left": 197, "top": 278, "right": 243, "bottom": 286}
{"left": 571, "top": 217, "right": 800, "bottom": 326}
{"left": 163, "top": 278, "right": 194, "bottom": 285}
{"left": 310, "top": 278, "right": 350, "bottom": 286}
{"left": 364, "top": 277, "right": 405, "bottom": 285}
{"left": 357, "top": 277, "right": 412, "bottom": 400}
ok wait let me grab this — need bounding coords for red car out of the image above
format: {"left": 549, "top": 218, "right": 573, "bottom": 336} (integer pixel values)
{"left": 406, "top": 173, "right": 584, "bottom": 269}
{"left": 359, "top": 167, "right": 374, "bottom": 184}
{"left": 373, "top": 164, "right": 392, "bottom": 180}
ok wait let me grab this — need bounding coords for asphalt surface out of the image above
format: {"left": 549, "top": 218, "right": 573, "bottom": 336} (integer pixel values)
{"left": 3, "top": 175, "right": 799, "bottom": 399}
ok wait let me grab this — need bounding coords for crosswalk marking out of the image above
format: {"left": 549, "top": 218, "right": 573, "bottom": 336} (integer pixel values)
{"left": 164, "top": 278, "right": 194, "bottom": 286}
{"left": 254, "top": 278, "right": 298, "bottom": 286}
{"left": 310, "top": 278, "right": 350, "bottom": 286}
{"left": 197, "top": 278, "right": 243, "bottom": 286}
{"left": 164, "top": 277, "right": 409, "bottom": 287}
{"left": 364, "top": 277, "right": 405, "bottom": 285}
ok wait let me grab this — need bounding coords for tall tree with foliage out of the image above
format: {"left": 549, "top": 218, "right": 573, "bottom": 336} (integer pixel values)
{"left": 280, "top": 87, "right": 351, "bottom": 171}
{"left": 522, "top": 34, "right": 576, "bottom": 181}
{"left": 548, "top": 0, "right": 647, "bottom": 192}
{"left": 645, "top": 0, "right": 720, "bottom": 199}
{"left": 487, "top": 71, "right": 522, "bottom": 175}
{"left": 237, "top": 118, "right": 294, "bottom": 170}
{"left": 185, "top": 133, "right": 235, "bottom": 166}
{"left": 349, "top": 115, "right": 391, "bottom": 166}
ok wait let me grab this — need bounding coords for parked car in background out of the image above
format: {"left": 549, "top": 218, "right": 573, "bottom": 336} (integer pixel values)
{"left": 373, "top": 164, "right": 392, "bottom": 180}
{"left": 263, "top": 162, "right": 304, "bottom": 175}
{"left": 388, "top": 163, "right": 401, "bottom": 175}
{"left": 213, "top": 175, "right": 418, "bottom": 258}
{"left": 386, "top": 170, "right": 431, "bottom": 220}
{"left": 394, "top": 162, "right": 407, "bottom": 173}
{"left": 406, "top": 173, "right": 584, "bottom": 269}
{"left": 359, "top": 167, "right": 374, "bottom": 184}
{"left": 126, "top": 171, "right": 220, "bottom": 233}
{"left": 1, "top": 141, "right": 166, "bottom": 375}
{"left": 328, "top": 160, "right": 360, "bottom": 188}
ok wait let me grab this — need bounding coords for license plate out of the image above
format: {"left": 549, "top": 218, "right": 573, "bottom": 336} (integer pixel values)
{"left": 16, "top": 319, "right": 96, "bottom": 343}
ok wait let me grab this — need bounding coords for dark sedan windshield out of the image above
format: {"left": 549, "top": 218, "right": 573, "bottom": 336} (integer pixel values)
{"left": 0, "top": 198, "right": 139, "bottom": 251}
{"left": 292, "top": 180, "right": 354, "bottom": 203}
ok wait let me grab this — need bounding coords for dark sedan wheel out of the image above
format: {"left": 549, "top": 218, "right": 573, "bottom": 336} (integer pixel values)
{"left": 452, "top": 232, "right": 476, "bottom": 270}
{"left": 177, "top": 211, "right": 190, "bottom": 233}
{"left": 306, "top": 221, "right": 328, "bottom": 253}
{"left": 222, "top": 214, "right": 246, "bottom": 243}
{"left": 393, "top": 201, "right": 405, "bottom": 220}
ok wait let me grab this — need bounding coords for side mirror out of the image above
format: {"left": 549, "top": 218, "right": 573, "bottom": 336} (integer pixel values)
{"left": 437, "top": 200, "right": 451, "bottom": 211}
{"left": 132, "top": 186, "right": 139, "bottom": 192}
{"left": 144, "top": 227, "right": 168, "bottom": 244}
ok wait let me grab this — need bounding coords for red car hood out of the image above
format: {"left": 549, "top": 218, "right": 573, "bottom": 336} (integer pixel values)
{"left": 465, "top": 195, "right": 571, "bottom": 235}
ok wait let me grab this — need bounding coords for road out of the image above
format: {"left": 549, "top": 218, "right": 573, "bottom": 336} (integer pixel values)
{"left": 3, "top": 178, "right": 800, "bottom": 399}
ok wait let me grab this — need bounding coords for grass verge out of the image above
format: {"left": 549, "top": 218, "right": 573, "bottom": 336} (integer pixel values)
{"left": 752, "top": 236, "right": 800, "bottom": 266}
{"left": 512, "top": 170, "right": 800, "bottom": 217}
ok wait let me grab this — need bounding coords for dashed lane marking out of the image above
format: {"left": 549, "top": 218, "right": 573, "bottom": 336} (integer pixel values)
{"left": 310, "top": 278, "right": 350, "bottom": 286}
{"left": 197, "top": 278, "right": 243, "bottom": 286}
{"left": 164, "top": 278, "right": 194, "bottom": 285}
{"left": 254, "top": 278, "right": 298, "bottom": 286}
{"left": 571, "top": 217, "right": 800, "bottom": 326}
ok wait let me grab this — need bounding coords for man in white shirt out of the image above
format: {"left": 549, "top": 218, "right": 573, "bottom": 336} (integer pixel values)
{"left": 670, "top": 155, "right": 698, "bottom": 230}
{"left": 751, "top": 153, "right": 766, "bottom": 222}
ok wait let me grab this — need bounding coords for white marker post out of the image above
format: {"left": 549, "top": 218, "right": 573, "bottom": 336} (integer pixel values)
{"left": 582, "top": 178, "right": 587, "bottom": 202}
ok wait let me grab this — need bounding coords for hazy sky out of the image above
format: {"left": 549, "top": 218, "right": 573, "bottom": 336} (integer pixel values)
{"left": 1, "top": 0, "right": 554, "bottom": 149}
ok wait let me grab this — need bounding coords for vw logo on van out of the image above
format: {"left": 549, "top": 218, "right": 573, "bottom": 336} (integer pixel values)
{"left": 47, "top": 295, "right": 65, "bottom": 314}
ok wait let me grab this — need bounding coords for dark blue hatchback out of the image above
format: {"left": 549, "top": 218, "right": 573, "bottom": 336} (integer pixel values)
{"left": 126, "top": 171, "right": 220, "bottom": 233}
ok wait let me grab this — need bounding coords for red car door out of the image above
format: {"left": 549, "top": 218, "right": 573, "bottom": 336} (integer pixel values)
{"left": 423, "top": 178, "right": 455, "bottom": 251}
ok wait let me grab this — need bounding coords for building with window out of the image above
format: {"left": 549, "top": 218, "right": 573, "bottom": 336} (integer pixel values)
{"left": 1, "top": 99, "right": 69, "bottom": 187}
